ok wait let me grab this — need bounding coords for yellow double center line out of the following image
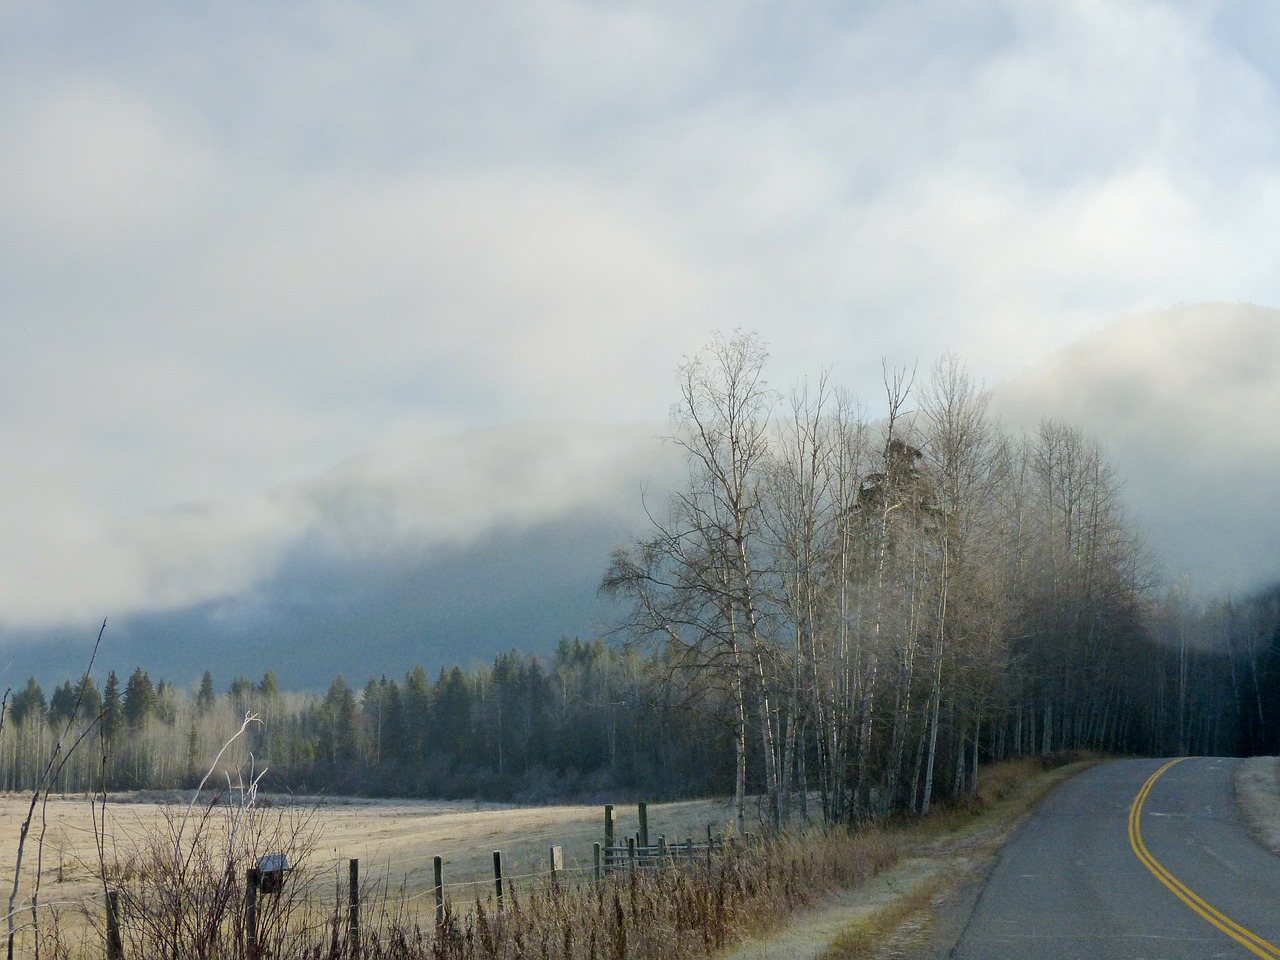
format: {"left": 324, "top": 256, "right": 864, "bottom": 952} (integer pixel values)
{"left": 1128, "top": 758, "right": 1280, "bottom": 958}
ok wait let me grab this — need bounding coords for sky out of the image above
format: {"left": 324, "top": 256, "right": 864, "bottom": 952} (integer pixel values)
{"left": 3, "top": 1, "right": 1280, "bottom": 650}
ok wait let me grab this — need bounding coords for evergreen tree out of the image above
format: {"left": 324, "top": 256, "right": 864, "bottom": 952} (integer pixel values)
{"left": 361, "top": 677, "right": 384, "bottom": 765}
{"left": 196, "top": 671, "right": 216, "bottom": 715}
{"left": 433, "top": 667, "right": 473, "bottom": 764}
{"left": 258, "top": 671, "right": 280, "bottom": 702}
{"left": 519, "top": 656, "right": 552, "bottom": 773}
{"left": 102, "top": 671, "right": 122, "bottom": 742}
{"left": 318, "top": 677, "right": 358, "bottom": 770}
{"left": 10, "top": 677, "right": 47, "bottom": 727}
{"left": 185, "top": 724, "right": 200, "bottom": 784}
{"left": 379, "top": 676, "right": 406, "bottom": 766}
{"left": 122, "top": 667, "right": 157, "bottom": 727}
{"left": 48, "top": 681, "right": 77, "bottom": 727}
{"left": 76, "top": 675, "right": 103, "bottom": 721}
{"left": 490, "top": 652, "right": 520, "bottom": 775}
{"left": 402, "top": 666, "right": 431, "bottom": 761}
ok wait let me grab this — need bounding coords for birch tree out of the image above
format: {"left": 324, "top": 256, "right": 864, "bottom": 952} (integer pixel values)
{"left": 602, "top": 331, "right": 783, "bottom": 829}
{"left": 916, "top": 353, "right": 1004, "bottom": 813}
{"left": 760, "top": 374, "right": 836, "bottom": 821}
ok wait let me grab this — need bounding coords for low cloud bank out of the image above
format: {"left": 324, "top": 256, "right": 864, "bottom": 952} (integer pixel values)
{"left": 0, "top": 422, "right": 680, "bottom": 685}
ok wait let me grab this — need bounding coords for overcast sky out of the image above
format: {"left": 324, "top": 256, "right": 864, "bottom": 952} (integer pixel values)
{"left": 3, "top": 1, "right": 1280, "bottom": 634}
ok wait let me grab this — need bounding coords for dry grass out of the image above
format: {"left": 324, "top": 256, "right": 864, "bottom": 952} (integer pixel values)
{"left": 412, "top": 826, "right": 902, "bottom": 960}
{"left": 1234, "top": 756, "right": 1280, "bottom": 854}
{"left": 815, "top": 873, "right": 943, "bottom": 960}
{"left": 0, "top": 792, "right": 738, "bottom": 911}
{"left": 902, "top": 754, "right": 1094, "bottom": 842}
{"left": 18, "top": 810, "right": 901, "bottom": 959}
{"left": 0, "top": 791, "right": 861, "bottom": 959}
{"left": 0, "top": 756, "right": 1099, "bottom": 959}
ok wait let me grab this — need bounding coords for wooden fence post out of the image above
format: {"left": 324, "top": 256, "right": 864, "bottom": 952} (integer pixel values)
{"left": 549, "top": 845, "right": 563, "bottom": 893}
{"left": 627, "top": 836, "right": 636, "bottom": 872}
{"left": 245, "top": 868, "right": 260, "bottom": 960}
{"left": 638, "top": 802, "right": 649, "bottom": 849}
{"left": 604, "top": 804, "right": 614, "bottom": 868}
{"left": 593, "top": 842, "right": 602, "bottom": 885}
{"left": 434, "top": 856, "right": 445, "bottom": 927}
{"left": 493, "top": 851, "right": 504, "bottom": 910}
{"left": 105, "top": 890, "right": 123, "bottom": 960}
{"left": 348, "top": 858, "right": 360, "bottom": 956}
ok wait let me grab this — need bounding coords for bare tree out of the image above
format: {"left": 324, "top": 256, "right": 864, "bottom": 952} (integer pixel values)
{"left": 760, "top": 373, "right": 837, "bottom": 822}
{"left": 916, "top": 353, "right": 1004, "bottom": 814}
{"left": 1002, "top": 420, "right": 1150, "bottom": 756}
{"left": 603, "top": 331, "right": 783, "bottom": 830}
{"left": 852, "top": 364, "right": 920, "bottom": 815}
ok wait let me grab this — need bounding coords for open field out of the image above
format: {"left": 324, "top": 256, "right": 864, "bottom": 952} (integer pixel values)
{"left": 0, "top": 790, "right": 742, "bottom": 918}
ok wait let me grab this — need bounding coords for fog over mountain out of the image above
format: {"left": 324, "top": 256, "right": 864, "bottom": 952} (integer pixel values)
{"left": 0, "top": 423, "right": 683, "bottom": 689}
{"left": 2, "top": 303, "right": 1274, "bottom": 690}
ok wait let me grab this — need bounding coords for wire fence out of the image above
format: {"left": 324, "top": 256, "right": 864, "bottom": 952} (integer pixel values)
{"left": 3, "top": 800, "right": 750, "bottom": 958}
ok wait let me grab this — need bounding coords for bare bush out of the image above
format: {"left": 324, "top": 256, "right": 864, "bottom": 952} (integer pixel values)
{"left": 92, "top": 717, "right": 322, "bottom": 960}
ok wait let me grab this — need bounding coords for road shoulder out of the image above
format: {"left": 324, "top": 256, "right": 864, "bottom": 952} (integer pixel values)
{"left": 718, "top": 760, "right": 1093, "bottom": 960}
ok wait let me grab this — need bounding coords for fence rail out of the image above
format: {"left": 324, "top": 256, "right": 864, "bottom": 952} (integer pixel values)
{"left": 597, "top": 835, "right": 729, "bottom": 873}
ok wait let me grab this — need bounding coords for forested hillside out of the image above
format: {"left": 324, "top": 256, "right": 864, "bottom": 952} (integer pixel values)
{"left": 3, "top": 334, "right": 1277, "bottom": 821}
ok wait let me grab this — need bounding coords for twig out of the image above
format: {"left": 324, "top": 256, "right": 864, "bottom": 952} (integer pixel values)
{"left": 8, "top": 618, "right": 105, "bottom": 960}
{"left": 177, "top": 712, "right": 263, "bottom": 858}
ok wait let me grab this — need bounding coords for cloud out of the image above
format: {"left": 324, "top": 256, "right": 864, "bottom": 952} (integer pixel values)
{"left": 0, "top": 81, "right": 214, "bottom": 257}
{"left": 0, "top": 421, "right": 678, "bottom": 630}
{"left": 169, "top": 168, "right": 705, "bottom": 414}
{"left": 2, "top": 0, "right": 1280, "bottom": 633}
{"left": 303, "top": 422, "right": 677, "bottom": 556}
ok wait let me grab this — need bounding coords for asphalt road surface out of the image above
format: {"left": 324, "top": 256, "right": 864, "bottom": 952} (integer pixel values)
{"left": 935, "top": 757, "right": 1280, "bottom": 959}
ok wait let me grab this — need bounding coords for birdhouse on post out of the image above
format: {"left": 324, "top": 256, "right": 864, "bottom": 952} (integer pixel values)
{"left": 257, "top": 854, "right": 290, "bottom": 895}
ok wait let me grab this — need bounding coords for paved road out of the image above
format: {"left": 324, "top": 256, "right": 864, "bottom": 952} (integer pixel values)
{"left": 937, "top": 758, "right": 1280, "bottom": 959}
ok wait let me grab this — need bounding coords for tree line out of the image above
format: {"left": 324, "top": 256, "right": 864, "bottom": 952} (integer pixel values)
{"left": 0, "top": 639, "right": 737, "bottom": 801}
{"left": 0, "top": 590, "right": 1275, "bottom": 813}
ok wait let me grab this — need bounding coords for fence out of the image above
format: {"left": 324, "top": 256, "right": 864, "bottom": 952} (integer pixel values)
{"left": 597, "top": 801, "right": 739, "bottom": 876}
{"left": 14, "top": 800, "right": 743, "bottom": 959}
